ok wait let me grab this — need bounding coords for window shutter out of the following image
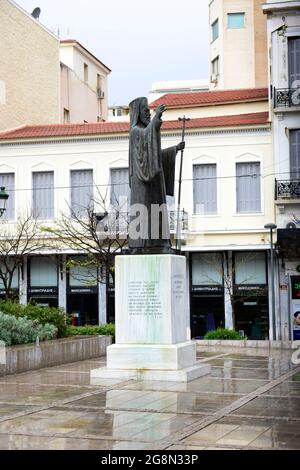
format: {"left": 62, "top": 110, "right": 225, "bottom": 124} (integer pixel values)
{"left": 236, "top": 163, "right": 261, "bottom": 213}
{"left": 110, "top": 168, "right": 130, "bottom": 212}
{"left": 32, "top": 172, "right": 54, "bottom": 220}
{"left": 193, "top": 164, "right": 217, "bottom": 214}
{"left": 288, "top": 37, "right": 300, "bottom": 87}
{"left": 70, "top": 170, "right": 93, "bottom": 217}
{"left": 0, "top": 173, "right": 14, "bottom": 220}
{"left": 290, "top": 130, "right": 300, "bottom": 179}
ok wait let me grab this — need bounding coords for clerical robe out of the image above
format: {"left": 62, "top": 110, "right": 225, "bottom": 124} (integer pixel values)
{"left": 128, "top": 114, "right": 176, "bottom": 252}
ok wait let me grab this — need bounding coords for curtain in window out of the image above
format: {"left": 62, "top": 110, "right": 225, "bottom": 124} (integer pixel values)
{"left": 236, "top": 162, "right": 261, "bottom": 213}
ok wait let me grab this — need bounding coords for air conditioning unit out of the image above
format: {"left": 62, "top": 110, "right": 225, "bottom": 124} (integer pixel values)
{"left": 97, "top": 89, "right": 105, "bottom": 99}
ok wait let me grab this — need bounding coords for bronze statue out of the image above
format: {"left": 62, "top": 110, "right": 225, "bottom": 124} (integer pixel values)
{"left": 128, "top": 97, "right": 184, "bottom": 254}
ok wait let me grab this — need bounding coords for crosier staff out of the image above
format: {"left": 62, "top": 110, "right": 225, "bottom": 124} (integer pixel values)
{"left": 176, "top": 116, "right": 190, "bottom": 251}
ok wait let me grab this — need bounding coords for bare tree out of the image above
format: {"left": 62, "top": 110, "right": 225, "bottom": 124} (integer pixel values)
{"left": 42, "top": 189, "right": 128, "bottom": 287}
{"left": 0, "top": 214, "right": 50, "bottom": 300}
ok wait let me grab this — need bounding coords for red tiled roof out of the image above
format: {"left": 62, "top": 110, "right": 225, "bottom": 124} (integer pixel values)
{"left": 60, "top": 39, "right": 111, "bottom": 72}
{"left": 0, "top": 113, "right": 269, "bottom": 141}
{"left": 149, "top": 88, "right": 268, "bottom": 108}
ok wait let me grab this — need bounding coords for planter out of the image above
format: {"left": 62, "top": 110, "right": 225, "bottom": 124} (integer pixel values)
{"left": 196, "top": 339, "right": 293, "bottom": 349}
{"left": 0, "top": 335, "right": 112, "bottom": 376}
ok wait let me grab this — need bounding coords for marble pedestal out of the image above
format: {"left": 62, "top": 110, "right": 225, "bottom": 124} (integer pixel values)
{"left": 91, "top": 255, "right": 210, "bottom": 383}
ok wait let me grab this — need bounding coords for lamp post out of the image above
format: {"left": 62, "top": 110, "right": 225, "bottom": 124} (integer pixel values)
{"left": 0, "top": 187, "right": 9, "bottom": 218}
{"left": 264, "top": 223, "right": 277, "bottom": 341}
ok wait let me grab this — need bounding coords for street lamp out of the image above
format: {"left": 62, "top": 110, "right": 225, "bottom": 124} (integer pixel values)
{"left": 0, "top": 187, "right": 9, "bottom": 218}
{"left": 264, "top": 223, "right": 277, "bottom": 341}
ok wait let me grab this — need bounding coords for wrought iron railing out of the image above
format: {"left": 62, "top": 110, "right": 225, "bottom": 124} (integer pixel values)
{"left": 274, "top": 87, "right": 300, "bottom": 108}
{"left": 96, "top": 210, "right": 189, "bottom": 234}
{"left": 275, "top": 179, "right": 300, "bottom": 200}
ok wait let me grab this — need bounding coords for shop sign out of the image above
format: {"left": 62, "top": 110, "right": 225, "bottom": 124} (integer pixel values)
{"left": 291, "top": 277, "right": 300, "bottom": 300}
{"left": 234, "top": 285, "right": 267, "bottom": 296}
{"left": 68, "top": 286, "right": 98, "bottom": 294}
{"left": 28, "top": 287, "right": 58, "bottom": 295}
{"left": 191, "top": 285, "right": 224, "bottom": 295}
{"left": 0, "top": 288, "right": 18, "bottom": 296}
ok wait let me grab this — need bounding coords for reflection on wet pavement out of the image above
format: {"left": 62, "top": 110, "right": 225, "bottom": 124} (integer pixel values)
{"left": 0, "top": 349, "right": 299, "bottom": 450}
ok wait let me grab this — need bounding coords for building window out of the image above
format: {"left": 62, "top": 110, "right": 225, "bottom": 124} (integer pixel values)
{"left": 193, "top": 164, "right": 217, "bottom": 214}
{"left": 64, "top": 108, "right": 70, "bottom": 124}
{"left": 234, "top": 252, "right": 267, "bottom": 285}
{"left": 288, "top": 37, "right": 300, "bottom": 87}
{"left": 70, "top": 169, "right": 93, "bottom": 217}
{"left": 30, "top": 257, "right": 57, "bottom": 287}
{"left": 236, "top": 162, "right": 261, "bottom": 213}
{"left": 110, "top": 168, "right": 130, "bottom": 212}
{"left": 211, "top": 19, "right": 219, "bottom": 42}
{"left": 32, "top": 171, "right": 54, "bottom": 220}
{"left": 69, "top": 256, "right": 97, "bottom": 287}
{"left": 84, "top": 63, "right": 89, "bottom": 83}
{"left": 290, "top": 129, "right": 300, "bottom": 179}
{"left": 228, "top": 13, "right": 245, "bottom": 29}
{"left": 192, "top": 253, "right": 223, "bottom": 286}
{"left": 211, "top": 56, "right": 219, "bottom": 79}
{"left": 0, "top": 173, "right": 14, "bottom": 220}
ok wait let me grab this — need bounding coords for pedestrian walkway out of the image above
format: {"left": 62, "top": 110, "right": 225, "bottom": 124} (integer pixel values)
{"left": 0, "top": 347, "right": 299, "bottom": 450}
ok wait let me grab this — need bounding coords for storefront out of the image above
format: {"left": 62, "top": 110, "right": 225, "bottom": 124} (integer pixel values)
{"left": 190, "top": 252, "right": 225, "bottom": 338}
{"left": 0, "top": 264, "right": 19, "bottom": 300}
{"left": 27, "top": 257, "right": 58, "bottom": 307}
{"left": 66, "top": 257, "right": 98, "bottom": 325}
{"left": 277, "top": 229, "right": 300, "bottom": 340}
{"left": 233, "top": 252, "right": 269, "bottom": 339}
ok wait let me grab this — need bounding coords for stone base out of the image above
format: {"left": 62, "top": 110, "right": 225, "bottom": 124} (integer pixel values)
{"left": 106, "top": 342, "right": 197, "bottom": 370}
{"left": 91, "top": 363, "right": 211, "bottom": 383}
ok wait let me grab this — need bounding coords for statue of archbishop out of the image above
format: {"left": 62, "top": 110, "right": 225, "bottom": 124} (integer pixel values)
{"left": 128, "top": 97, "right": 184, "bottom": 254}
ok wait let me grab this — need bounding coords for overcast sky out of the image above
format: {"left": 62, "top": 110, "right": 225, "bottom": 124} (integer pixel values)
{"left": 16, "top": 0, "right": 209, "bottom": 105}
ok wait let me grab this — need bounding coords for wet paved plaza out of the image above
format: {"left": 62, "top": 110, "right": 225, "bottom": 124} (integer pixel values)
{"left": 0, "top": 348, "right": 299, "bottom": 450}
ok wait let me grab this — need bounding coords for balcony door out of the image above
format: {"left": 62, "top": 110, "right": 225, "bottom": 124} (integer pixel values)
{"left": 289, "top": 37, "right": 300, "bottom": 87}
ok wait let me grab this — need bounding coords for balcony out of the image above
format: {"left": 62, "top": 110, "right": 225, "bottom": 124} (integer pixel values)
{"left": 275, "top": 179, "right": 300, "bottom": 200}
{"left": 274, "top": 87, "right": 300, "bottom": 109}
{"left": 96, "top": 210, "right": 189, "bottom": 235}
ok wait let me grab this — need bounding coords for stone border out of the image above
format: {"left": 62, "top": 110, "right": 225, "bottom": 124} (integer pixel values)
{"left": 0, "top": 336, "right": 112, "bottom": 376}
{"left": 196, "top": 339, "right": 293, "bottom": 349}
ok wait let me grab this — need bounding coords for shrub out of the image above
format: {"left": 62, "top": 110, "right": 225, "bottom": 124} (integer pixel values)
{"left": 0, "top": 301, "right": 67, "bottom": 338}
{"left": 0, "top": 312, "right": 57, "bottom": 346}
{"left": 204, "top": 328, "right": 244, "bottom": 340}
{"left": 66, "top": 323, "right": 115, "bottom": 339}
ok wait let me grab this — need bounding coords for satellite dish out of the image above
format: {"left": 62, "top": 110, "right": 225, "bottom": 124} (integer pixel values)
{"left": 31, "top": 7, "right": 41, "bottom": 20}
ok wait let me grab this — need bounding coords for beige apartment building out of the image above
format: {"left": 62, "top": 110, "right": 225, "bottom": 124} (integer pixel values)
{"left": 0, "top": 1, "right": 111, "bottom": 131}
{"left": 209, "top": 0, "right": 268, "bottom": 90}
{"left": 0, "top": 0, "right": 60, "bottom": 131}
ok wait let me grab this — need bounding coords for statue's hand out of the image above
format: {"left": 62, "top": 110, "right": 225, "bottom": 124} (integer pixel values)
{"left": 176, "top": 142, "right": 185, "bottom": 153}
{"left": 156, "top": 104, "right": 166, "bottom": 119}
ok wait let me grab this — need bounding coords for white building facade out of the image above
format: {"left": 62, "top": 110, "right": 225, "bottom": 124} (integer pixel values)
{"left": 0, "top": 109, "right": 275, "bottom": 339}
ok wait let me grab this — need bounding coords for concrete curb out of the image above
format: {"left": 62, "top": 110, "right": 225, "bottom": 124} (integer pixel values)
{"left": 196, "top": 339, "right": 293, "bottom": 349}
{"left": 0, "top": 335, "right": 112, "bottom": 376}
